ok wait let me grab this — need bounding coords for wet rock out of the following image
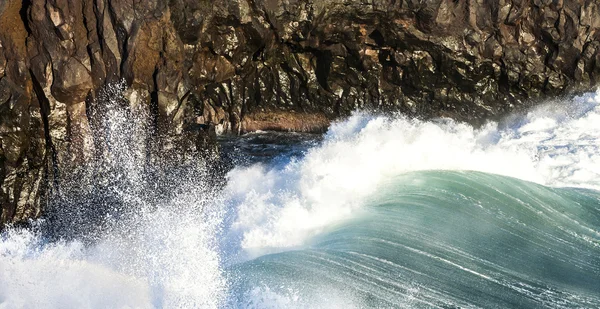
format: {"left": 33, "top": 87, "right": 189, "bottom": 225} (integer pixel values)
{"left": 51, "top": 58, "right": 93, "bottom": 103}
{"left": 241, "top": 111, "right": 330, "bottom": 133}
{"left": 1, "top": 0, "right": 600, "bottom": 227}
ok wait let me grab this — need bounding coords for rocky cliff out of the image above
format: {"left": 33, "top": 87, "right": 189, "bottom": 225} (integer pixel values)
{"left": 1, "top": 0, "right": 599, "bottom": 227}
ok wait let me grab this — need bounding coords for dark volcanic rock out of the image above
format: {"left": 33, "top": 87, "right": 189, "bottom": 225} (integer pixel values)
{"left": 0, "top": 0, "right": 599, "bottom": 226}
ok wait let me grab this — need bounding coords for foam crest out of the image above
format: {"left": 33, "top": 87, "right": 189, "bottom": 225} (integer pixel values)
{"left": 226, "top": 90, "right": 600, "bottom": 252}
{"left": 0, "top": 199, "right": 226, "bottom": 309}
{"left": 0, "top": 228, "right": 151, "bottom": 308}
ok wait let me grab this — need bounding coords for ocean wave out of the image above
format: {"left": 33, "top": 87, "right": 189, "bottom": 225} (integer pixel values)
{"left": 226, "top": 90, "right": 600, "bottom": 254}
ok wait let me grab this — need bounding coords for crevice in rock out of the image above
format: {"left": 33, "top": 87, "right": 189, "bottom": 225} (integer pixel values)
{"left": 252, "top": 45, "right": 265, "bottom": 61}
{"left": 253, "top": 74, "right": 262, "bottom": 106}
{"left": 150, "top": 68, "right": 160, "bottom": 137}
{"left": 19, "top": 0, "right": 32, "bottom": 34}
{"left": 92, "top": 0, "right": 104, "bottom": 54}
{"left": 369, "top": 29, "right": 385, "bottom": 47}
{"left": 30, "top": 70, "right": 60, "bottom": 192}
{"left": 84, "top": 90, "right": 102, "bottom": 162}
{"left": 315, "top": 51, "right": 332, "bottom": 91}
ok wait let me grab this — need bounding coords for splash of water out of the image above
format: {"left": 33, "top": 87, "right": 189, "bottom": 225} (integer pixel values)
{"left": 225, "top": 90, "right": 600, "bottom": 255}
{"left": 1, "top": 83, "right": 227, "bottom": 308}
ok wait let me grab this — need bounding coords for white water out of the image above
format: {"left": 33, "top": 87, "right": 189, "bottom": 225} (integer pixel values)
{"left": 1, "top": 90, "right": 600, "bottom": 308}
{"left": 1, "top": 84, "right": 226, "bottom": 309}
{"left": 0, "top": 203, "right": 225, "bottom": 308}
{"left": 228, "top": 90, "right": 600, "bottom": 253}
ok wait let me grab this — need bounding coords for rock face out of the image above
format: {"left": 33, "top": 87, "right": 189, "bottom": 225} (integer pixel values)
{"left": 1, "top": 0, "right": 599, "bottom": 227}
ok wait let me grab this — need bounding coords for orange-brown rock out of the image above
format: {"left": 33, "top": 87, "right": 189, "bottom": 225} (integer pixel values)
{"left": 241, "top": 112, "right": 330, "bottom": 133}
{"left": 1, "top": 0, "right": 600, "bottom": 227}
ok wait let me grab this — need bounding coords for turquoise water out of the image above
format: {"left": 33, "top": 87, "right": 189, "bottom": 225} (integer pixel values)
{"left": 229, "top": 172, "right": 600, "bottom": 308}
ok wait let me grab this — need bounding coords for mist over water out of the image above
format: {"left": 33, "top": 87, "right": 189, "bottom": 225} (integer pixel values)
{"left": 1, "top": 89, "right": 600, "bottom": 308}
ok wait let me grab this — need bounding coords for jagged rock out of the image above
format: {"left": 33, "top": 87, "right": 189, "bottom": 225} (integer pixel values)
{"left": 51, "top": 58, "right": 93, "bottom": 103}
{"left": 1, "top": 0, "right": 600, "bottom": 227}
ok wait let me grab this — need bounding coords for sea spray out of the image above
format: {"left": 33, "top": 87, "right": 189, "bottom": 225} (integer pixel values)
{"left": 1, "top": 83, "right": 227, "bottom": 308}
{"left": 225, "top": 90, "right": 600, "bottom": 255}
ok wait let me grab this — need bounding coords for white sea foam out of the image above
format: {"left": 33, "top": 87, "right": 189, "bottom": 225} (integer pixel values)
{"left": 227, "top": 90, "right": 600, "bottom": 253}
{"left": 233, "top": 285, "right": 362, "bottom": 309}
{"left": 0, "top": 200, "right": 226, "bottom": 309}
{"left": 1, "top": 83, "right": 226, "bottom": 309}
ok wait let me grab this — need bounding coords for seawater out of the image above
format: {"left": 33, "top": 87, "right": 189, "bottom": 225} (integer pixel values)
{"left": 1, "top": 90, "right": 600, "bottom": 308}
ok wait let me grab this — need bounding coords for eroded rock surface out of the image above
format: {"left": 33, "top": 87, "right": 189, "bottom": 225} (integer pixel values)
{"left": 1, "top": 0, "right": 599, "bottom": 226}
